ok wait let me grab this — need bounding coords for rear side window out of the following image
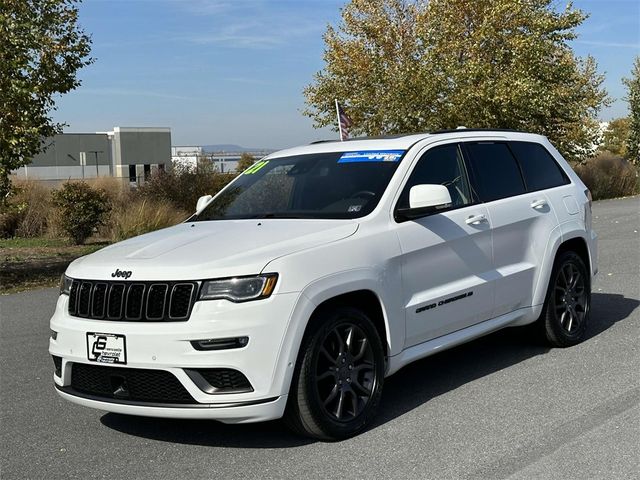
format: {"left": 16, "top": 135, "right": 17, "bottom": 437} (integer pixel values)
{"left": 509, "top": 141, "right": 569, "bottom": 191}
{"left": 465, "top": 142, "right": 526, "bottom": 202}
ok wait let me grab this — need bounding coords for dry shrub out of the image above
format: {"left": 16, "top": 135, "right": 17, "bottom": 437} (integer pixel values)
{"left": 0, "top": 180, "right": 53, "bottom": 238}
{"left": 137, "top": 162, "right": 236, "bottom": 213}
{"left": 85, "top": 176, "right": 130, "bottom": 206}
{"left": 574, "top": 152, "right": 639, "bottom": 200}
{"left": 107, "top": 198, "right": 187, "bottom": 242}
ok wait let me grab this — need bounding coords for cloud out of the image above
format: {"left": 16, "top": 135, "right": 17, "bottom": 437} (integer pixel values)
{"left": 575, "top": 40, "right": 640, "bottom": 49}
{"left": 171, "top": 0, "right": 324, "bottom": 49}
{"left": 77, "top": 87, "right": 205, "bottom": 101}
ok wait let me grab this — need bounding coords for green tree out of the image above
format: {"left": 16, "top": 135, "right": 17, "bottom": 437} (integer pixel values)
{"left": 623, "top": 57, "right": 640, "bottom": 165}
{"left": 305, "top": 0, "right": 608, "bottom": 162}
{"left": 0, "top": 0, "right": 93, "bottom": 201}
{"left": 599, "top": 117, "right": 630, "bottom": 158}
{"left": 237, "top": 152, "right": 257, "bottom": 172}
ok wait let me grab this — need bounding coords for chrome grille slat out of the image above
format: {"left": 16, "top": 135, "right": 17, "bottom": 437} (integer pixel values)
{"left": 68, "top": 280, "right": 197, "bottom": 322}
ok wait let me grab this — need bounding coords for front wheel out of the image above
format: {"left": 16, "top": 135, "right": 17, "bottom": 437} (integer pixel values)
{"left": 284, "top": 307, "right": 385, "bottom": 440}
{"left": 539, "top": 251, "right": 590, "bottom": 347}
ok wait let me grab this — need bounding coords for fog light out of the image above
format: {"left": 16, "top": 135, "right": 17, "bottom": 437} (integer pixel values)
{"left": 50, "top": 330, "right": 58, "bottom": 340}
{"left": 191, "top": 336, "right": 249, "bottom": 351}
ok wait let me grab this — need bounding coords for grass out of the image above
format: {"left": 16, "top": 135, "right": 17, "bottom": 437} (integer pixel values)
{"left": 0, "top": 237, "right": 107, "bottom": 294}
{"left": 0, "top": 237, "right": 68, "bottom": 248}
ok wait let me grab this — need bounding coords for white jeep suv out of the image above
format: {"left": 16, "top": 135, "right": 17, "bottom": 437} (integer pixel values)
{"left": 50, "top": 130, "right": 597, "bottom": 440}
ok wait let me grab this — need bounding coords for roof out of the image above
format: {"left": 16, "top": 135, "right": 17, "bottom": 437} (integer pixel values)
{"left": 269, "top": 130, "right": 548, "bottom": 159}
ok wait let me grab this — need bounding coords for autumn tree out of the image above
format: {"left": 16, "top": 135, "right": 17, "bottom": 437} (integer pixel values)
{"left": 599, "top": 117, "right": 630, "bottom": 158}
{"left": 0, "top": 0, "right": 93, "bottom": 201}
{"left": 623, "top": 57, "right": 640, "bottom": 165}
{"left": 305, "top": 0, "right": 608, "bottom": 162}
{"left": 236, "top": 152, "right": 257, "bottom": 172}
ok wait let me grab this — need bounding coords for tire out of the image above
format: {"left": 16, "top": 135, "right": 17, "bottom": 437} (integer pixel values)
{"left": 284, "top": 306, "right": 385, "bottom": 441}
{"left": 538, "top": 251, "right": 590, "bottom": 347}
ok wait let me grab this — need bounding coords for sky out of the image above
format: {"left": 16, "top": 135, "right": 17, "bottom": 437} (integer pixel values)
{"left": 53, "top": 0, "right": 640, "bottom": 149}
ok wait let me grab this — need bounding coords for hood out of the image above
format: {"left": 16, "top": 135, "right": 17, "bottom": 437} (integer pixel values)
{"left": 66, "top": 219, "right": 358, "bottom": 281}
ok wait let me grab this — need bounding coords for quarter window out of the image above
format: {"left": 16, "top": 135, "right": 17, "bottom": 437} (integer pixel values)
{"left": 397, "top": 144, "right": 472, "bottom": 210}
{"left": 465, "top": 142, "right": 526, "bottom": 202}
{"left": 509, "top": 141, "right": 569, "bottom": 191}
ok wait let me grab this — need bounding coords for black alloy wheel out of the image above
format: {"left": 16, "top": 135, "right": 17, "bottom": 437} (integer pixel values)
{"left": 284, "top": 307, "right": 385, "bottom": 440}
{"left": 314, "top": 323, "right": 376, "bottom": 422}
{"left": 539, "top": 251, "right": 590, "bottom": 347}
{"left": 553, "top": 261, "right": 588, "bottom": 334}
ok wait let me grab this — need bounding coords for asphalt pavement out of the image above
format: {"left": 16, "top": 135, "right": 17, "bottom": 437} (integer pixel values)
{"left": 1, "top": 196, "right": 639, "bottom": 480}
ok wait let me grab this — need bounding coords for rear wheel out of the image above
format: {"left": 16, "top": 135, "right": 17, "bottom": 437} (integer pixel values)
{"left": 284, "top": 307, "right": 385, "bottom": 440}
{"left": 539, "top": 251, "right": 590, "bottom": 347}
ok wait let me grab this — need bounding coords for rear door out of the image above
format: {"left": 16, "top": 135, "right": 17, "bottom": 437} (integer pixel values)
{"left": 394, "top": 142, "right": 495, "bottom": 347}
{"left": 463, "top": 141, "right": 560, "bottom": 317}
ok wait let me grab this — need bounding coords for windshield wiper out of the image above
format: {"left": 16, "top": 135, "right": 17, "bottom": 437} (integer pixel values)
{"left": 251, "top": 213, "right": 309, "bottom": 219}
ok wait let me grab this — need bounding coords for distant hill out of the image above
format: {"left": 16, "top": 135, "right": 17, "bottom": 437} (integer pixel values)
{"left": 202, "top": 144, "right": 273, "bottom": 153}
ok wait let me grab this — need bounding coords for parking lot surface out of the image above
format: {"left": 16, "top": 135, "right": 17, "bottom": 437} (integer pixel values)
{"left": 1, "top": 196, "right": 638, "bottom": 479}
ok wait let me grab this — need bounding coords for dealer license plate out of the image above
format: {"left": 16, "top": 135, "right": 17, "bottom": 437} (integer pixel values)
{"left": 86, "top": 333, "right": 127, "bottom": 364}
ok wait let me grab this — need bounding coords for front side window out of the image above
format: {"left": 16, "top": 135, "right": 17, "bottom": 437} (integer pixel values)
{"left": 465, "top": 142, "right": 526, "bottom": 202}
{"left": 397, "top": 143, "right": 472, "bottom": 210}
{"left": 193, "top": 151, "right": 404, "bottom": 220}
{"left": 509, "top": 141, "right": 569, "bottom": 191}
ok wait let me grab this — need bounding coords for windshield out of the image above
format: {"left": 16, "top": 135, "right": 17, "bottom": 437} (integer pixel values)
{"left": 193, "top": 150, "right": 405, "bottom": 221}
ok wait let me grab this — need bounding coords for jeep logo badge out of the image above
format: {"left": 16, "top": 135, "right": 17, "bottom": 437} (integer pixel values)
{"left": 111, "top": 268, "right": 132, "bottom": 279}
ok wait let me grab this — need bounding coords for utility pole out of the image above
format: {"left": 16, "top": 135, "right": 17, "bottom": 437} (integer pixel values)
{"left": 88, "top": 150, "right": 103, "bottom": 177}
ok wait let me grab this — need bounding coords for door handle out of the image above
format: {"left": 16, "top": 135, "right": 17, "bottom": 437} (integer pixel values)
{"left": 465, "top": 214, "right": 488, "bottom": 225}
{"left": 531, "top": 199, "right": 548, "bottom": 209}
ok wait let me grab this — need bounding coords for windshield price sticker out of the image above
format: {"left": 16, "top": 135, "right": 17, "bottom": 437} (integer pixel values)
{"left": 243, "top": 160, "right": 269, "bottom": 174}
{"left": 338, "top": 150, "right": 405, "bottom": 163}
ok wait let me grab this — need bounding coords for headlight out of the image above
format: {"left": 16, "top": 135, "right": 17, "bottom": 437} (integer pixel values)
{"left": 199, "top": 274, "right": 278, "bottom": 302}
{"left": 59, "top": 274, "right": 73, "bottom": 296}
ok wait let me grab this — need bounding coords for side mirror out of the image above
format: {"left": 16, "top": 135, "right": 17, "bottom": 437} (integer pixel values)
{"left": 195, "top": 195, "right": 212, "bottom": 213}
{"left": 397, "top": 184, "right": 452, "bottom": 221}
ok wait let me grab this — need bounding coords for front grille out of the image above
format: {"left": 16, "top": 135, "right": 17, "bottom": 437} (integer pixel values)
{"left": 71, "top": 363, "right": 195, "bottom": 404}
{"left": 193, "top": 368, "right": 253, "bottom": 392}
{"left": 68, "top": 280, "right": 197, "bottom": 321}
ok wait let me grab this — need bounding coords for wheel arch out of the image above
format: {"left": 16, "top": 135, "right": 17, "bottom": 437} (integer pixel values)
{"left": 307, "top": 290, "right": 389, "bottom": 359}
{"left": 533, "top": 232, "right": 592, "bottom": 311}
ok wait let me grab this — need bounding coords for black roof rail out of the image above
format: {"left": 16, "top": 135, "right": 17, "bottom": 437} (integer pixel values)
{"left": 309, "top": 128, "right": 532, "bottom": 145}
{"left": 309, "top": 133, "right": 424, "bottom": 144}
{"left": 429, "top": 128, "right": 522, "bottom": 135}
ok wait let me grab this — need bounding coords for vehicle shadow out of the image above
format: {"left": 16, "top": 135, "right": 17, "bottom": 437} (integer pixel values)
{"left": 100, "top": 292, "right": 638, "bottom": 447}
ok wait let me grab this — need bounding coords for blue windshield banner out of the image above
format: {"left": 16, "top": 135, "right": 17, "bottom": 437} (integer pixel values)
{"left": 338, "top": 150, "right": 405, "bottom": 163}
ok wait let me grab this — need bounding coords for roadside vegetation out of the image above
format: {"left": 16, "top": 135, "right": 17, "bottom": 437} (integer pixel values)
{"left": 0, "top": 159, "right": 253, "bottom": 292}
{"left": 2, "top": 0, "right": 640, "bottom": 292}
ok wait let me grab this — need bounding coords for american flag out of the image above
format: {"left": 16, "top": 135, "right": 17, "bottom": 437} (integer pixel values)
{"left": 335, "top": 100, "right": 353, "bottom": 141}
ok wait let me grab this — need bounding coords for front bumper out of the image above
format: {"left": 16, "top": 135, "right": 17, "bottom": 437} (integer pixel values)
{"left": 54, "top": 385, "right": 288, "bottom": 423}
{"left": 49, "top": 290, "right": 306, "bottom": 423}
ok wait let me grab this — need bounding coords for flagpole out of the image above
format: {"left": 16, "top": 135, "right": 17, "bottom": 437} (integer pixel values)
{"left": 335, "top": 99, "right": 343, "bottom": 141}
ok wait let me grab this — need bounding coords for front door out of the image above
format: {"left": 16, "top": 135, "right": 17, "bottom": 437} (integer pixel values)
{"left": 395, "top": 143, "right": 495, "bottom": 348}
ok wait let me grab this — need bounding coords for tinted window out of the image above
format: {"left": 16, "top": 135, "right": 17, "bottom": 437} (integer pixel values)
{"left": 465, "top": 143, "right": 526, "bottom": 202}
{"left": 194, "top": 151, "right": 403, "bottom": 220}
{"left": 397, "top": 144, "right": 472, "bottom": 210}
{"left": 510, "top": 141, "right": 568, "bottom": 191}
